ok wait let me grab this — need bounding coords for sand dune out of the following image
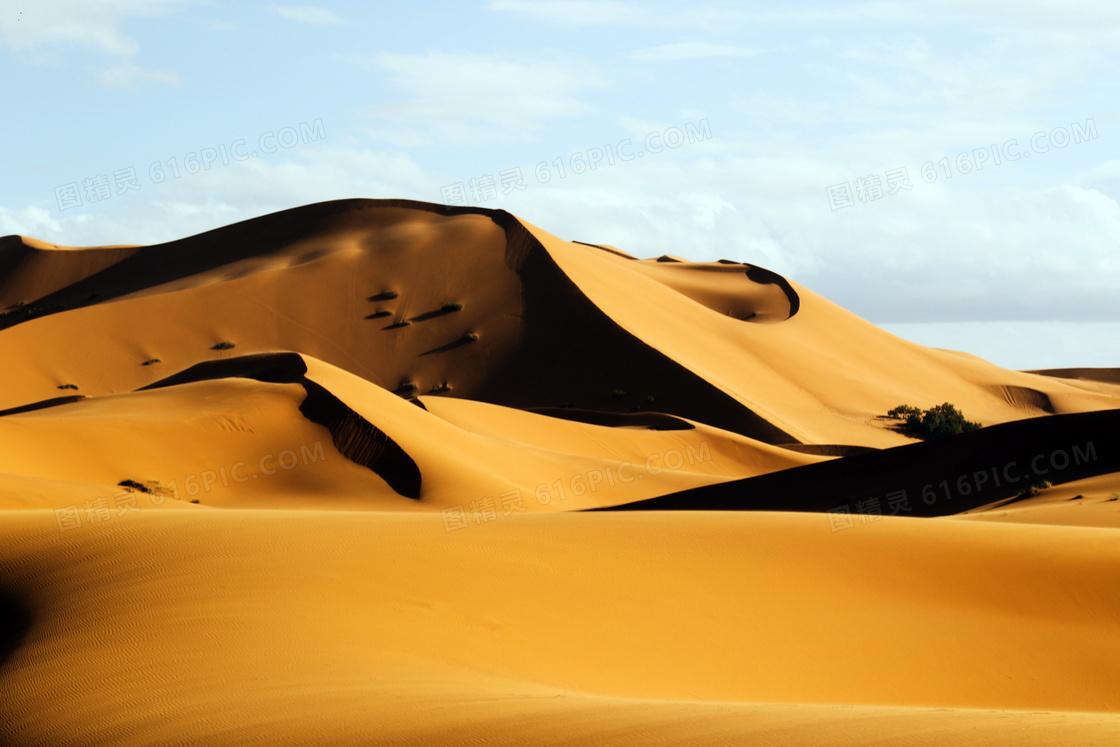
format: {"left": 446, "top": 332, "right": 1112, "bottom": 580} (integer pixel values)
{"left": 2, "top": 199, "right": 1118, "bottom": 744}
{"left": 2, "top": 510, "right": 1120, "bottom": 744}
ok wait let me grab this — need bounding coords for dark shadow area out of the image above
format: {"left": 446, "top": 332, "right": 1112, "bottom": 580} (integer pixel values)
{"left": 775, "top": 443, "right": 880, "bottom": 457}
{"left": 0, "top": 395, "right": 85, "bottom": 418}
{"left": 594, "top": 409, "right": 1120, "bottom": 517}
{"left": 744, "top": 264, "right": 801, "bottom": 318}
{"left": 368, "top": 290, "right": 398, "bottom": 301}
{"left": 419, "top": 336, "right": 476, "bottom": 356}
{"left": 300, "top": 380, "right": 422, "bottom": 499}
{"left": 290, "top": 249, "right": 329, "bottom": 266}
{"left": 0, "top": 588, "right": 34, "bottom": 674}
{"left": 409, "top": 306, "right": 460, "bottom": 323}
{"left": 139, "top": 352, "right": 310, "bottom": 390}
{"left": 140, "top": 352, "right": 422, "bottom": 499}
{"left": 525, "top": 407, "right": 695, "bottom": 431}
{"left": 469, "top": 210, "right": 799, "bottom": 445}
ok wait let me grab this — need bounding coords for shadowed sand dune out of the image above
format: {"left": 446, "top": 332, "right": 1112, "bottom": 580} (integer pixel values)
{"left": 2, "top": 199, "right": 1117, "bottom": 446}
{"left": 139, "top": 352, "right": 423, "bottom": 499}
{"left": 599, "top": 408, "right": 1120, "bottom": 517}
{"left": 2, "top": 198, "right": 1119, "bottom": 744}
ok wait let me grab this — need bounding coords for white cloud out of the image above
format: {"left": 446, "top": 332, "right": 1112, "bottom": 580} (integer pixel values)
{"left": 631, "top": 42, "right": 758, "bottom": 61}
{"left": 358, "top": 52, "right": 602, "bottom": 146}
{"left": 0, "top": 0, "right": 193, "bottom": 85}
{"left": 98, "top": 60, "right": 181, "bottom": 88}
{"left": 486, "top": 1, "right": 647, "bottom": 25}
{"left": 5, "top": 146, "right": 437, "bottom": 247}
{"left": 267, "top": 5, "right": 344, "bottom": 24}
{"left": 879, "top": 321, "right": 1120, "bottom": 369}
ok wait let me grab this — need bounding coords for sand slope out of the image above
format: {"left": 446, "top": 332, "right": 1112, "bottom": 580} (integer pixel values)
{"left": 2, "top": 510, "right": 1119, "bottom": 745}
{"left": 2, "top": 199, "right": 1118, "bottom": 745}
{"left": 0, "top": 351, "right": 812, "bottom": 512}
{"left": 2, "top": 200, "right": 1116, "bottom": 449}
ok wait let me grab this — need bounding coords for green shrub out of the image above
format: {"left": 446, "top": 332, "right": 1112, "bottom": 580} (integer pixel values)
{"left": 887, "top": 402, "right": 980, "bottom": 439}
{"left": 887, "top": 404, "right": 922, "bottom": 420}
{"left": 118, "top": 479, "right": 158, "bottom": 495}
{"left": 1016, "top": 481, "right": 1052, "bottom": 500}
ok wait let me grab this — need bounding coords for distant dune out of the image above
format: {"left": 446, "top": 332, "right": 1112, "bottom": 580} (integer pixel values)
{"left": 1, "top": 199, "right": 1118, "bottom": 744}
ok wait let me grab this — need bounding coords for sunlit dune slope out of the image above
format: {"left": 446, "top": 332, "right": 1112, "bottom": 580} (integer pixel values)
{"left": 0, "top": 352, "right": 809, "bottom": 511}
{"left": 2, "top": 199, "right": 1116, "bottom": 453}
{"left": 2, "top": 509, "right": 1119, "bottom": 745}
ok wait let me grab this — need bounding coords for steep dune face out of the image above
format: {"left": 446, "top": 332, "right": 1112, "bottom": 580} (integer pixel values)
{"left": 629, "top": 259, "right": 801, "bottom": 323}
{"left": 3, "top": 199, "right": 1116, "bottom": 455}
{"left": 521, "top": 217, "right": 1120, "bottom": 445}
{"left": 0, "top": 351, "right": 804, "bottom": 511}
{"left": 2, "top": 199, "right": 1120, "bottom": 745}
{"left": 0, "top": 235, "right": 140, "bottom": 309}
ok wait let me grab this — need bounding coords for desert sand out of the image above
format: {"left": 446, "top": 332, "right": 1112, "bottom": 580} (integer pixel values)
{"left": 1, "top": 199, "right": 1118, "bottom": 744}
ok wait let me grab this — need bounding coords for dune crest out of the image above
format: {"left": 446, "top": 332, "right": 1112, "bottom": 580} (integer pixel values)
{"left": 2, "top": 198, "right": 1118, "bottom": 744}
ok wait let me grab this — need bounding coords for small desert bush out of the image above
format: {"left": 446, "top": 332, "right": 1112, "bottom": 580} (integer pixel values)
{"left": 57, "top": 384, "right": 79, "bottom": 390}
{"left": 887, "top": 402, "right": 980, "bottom": 439}
{"left": 212, "top": 341, "right": 236, "bottom": 350}
{"left": 441, "top": 302, "right": 463, "bottom": 312}
{"left": 118, "top": 479, "right": 157, "bottom": 495}
{"left": 1016, "top": 480, "right": 1052, "bottom": 500}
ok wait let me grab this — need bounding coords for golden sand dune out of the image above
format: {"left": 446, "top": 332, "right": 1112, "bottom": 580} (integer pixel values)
{"left": 2, "top": 200, "right": 1115, "bottom": 445}
{"left": 2, "top": 199, "right": 1118, "bottom": 744}
{"left": 0, "top": 351, "right": 815, "bottom": 511}
{"left": 2, "top": 510, "right": 1119, "bottom": 745}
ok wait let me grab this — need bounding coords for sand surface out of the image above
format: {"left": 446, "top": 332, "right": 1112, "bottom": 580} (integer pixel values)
{"left": 2, "top": 199, "right": 1117, "bottom": 744}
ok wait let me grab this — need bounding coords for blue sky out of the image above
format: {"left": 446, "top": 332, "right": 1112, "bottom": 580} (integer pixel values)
{"left": 2, "top": 0, "right": 1118, "bottom": 369}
